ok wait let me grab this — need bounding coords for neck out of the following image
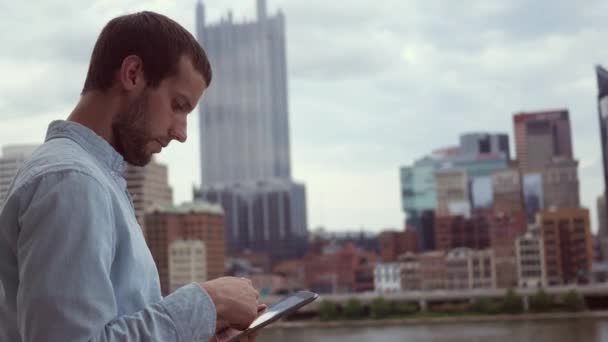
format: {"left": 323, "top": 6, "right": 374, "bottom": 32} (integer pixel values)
{"left": 67, "top": 91, "right": 120, "bottom": 147}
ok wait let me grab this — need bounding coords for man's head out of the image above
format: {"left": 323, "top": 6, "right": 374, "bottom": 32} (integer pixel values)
{"left": 82, "top": 11, "right": 211, "bottom": 166}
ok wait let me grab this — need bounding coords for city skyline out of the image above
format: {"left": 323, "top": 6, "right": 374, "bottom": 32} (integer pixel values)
{"left": 1, "top": 0, "right": 608, "bottom": 232}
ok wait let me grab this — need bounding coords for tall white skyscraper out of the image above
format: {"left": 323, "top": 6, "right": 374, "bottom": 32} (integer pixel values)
{"left": 196, "top": 0, "right": 291, "bottom": 186}
{"left": 195, "top": 0, "right": 308, "bottom": 263}
{"left": 0, "top": 145, "right": 38, "bottom": 204}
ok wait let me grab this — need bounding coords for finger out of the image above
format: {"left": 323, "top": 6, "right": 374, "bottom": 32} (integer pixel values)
{"left": 248, "top": 331, "right": 260, "bottom": 341}
{"left": 238, "top": 333, "right": 256, "bottom": 342}
{"left": 233, "top": 321, "right": 250, "bottom": 331}
{"left": 216, "top": 319, "right": 229, "bottom": 333}
{"left": 257, "top": 304, "right": 267, "bottom": 313}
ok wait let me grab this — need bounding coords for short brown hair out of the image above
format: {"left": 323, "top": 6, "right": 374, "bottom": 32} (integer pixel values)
{"left": 82, "top": 11, "right": 212, "bottom": 94}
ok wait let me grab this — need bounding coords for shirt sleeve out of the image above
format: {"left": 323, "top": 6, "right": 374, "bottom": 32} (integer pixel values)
{"left": 15, "top": 170, "right": 216, "bottom": 342}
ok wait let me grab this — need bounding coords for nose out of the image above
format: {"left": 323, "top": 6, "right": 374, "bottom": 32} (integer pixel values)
{"left": 169, "top": 114, "right": 187, "bottom": 143}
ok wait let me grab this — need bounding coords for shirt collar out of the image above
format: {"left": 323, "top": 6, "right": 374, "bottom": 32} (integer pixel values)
{"left": 45, "top": 120, "right": 126, "bottom": 174}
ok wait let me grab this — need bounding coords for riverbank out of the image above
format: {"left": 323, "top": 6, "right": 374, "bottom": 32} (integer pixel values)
{"left": 268, "top": 310, "right": 608, "bottom": 329}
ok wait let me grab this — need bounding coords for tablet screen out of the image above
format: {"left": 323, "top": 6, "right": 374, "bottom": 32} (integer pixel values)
{"left": 249, "top": 296, "right": 305, "bottom": 329}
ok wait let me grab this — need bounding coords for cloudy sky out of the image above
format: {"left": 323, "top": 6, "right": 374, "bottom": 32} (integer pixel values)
{"left": 1, "top": 0, "right": 608, "bottom": 232}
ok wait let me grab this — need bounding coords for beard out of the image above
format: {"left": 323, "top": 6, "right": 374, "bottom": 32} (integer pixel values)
{"left": 111, "top": 90, "right": 153, "bottom": 167}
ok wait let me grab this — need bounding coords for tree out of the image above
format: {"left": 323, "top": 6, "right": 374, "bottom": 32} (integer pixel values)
{"left": 393, "top": 302, "right": 418, "bottom": 316}
{"left": 471, "top": 298, "right": 500, "bottom": 315}
{"left": 343, "top": 298, "right": 365, "bottom": 320}
{"left": 370, "top": 297, "right": 391, "bottom": 319}
{"left": 562, "top": 290, "right": 585, "bottom": 312}
{"left": 319, "top": 300, "right": 339, "bottom": 321}
{"left": 501, "top": 289, "right": 524, "bottom": 314}
{"left": 530, "top": 288, "right": 554, "bottom": 313}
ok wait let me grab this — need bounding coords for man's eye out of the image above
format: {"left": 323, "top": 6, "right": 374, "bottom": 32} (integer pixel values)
{"left": 172, "top": 101, "right": 183, "bottom": 112}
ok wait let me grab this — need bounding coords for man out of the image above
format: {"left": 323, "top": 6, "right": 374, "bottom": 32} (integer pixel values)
{"left": 0, "top": 11, "right": 263, "bottom": 342}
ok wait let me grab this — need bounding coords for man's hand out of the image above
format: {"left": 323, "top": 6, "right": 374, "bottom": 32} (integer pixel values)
{"left": 211, "top": 304, "right": 268, "bottom": 342}
{"left": 200, "top": 277, "right": 260, "bottom": 330}
{"left": 212, "top": 327, "right": 260, "bottom": 342}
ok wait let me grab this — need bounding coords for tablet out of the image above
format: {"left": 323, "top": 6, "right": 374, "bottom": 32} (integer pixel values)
{"left": 224, "top": 290, "right": 319, "bottom": 342}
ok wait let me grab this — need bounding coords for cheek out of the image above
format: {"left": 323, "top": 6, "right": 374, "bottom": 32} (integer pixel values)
{"left": 145, "top": 92, "right": 172, "bottom": 128}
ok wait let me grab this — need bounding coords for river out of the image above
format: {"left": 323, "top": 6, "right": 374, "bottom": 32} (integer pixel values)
{"left": 258, "top": 318, "right": 608, "bottom": 341}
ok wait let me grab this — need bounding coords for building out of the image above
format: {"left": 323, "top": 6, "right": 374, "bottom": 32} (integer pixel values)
{"left": 378, "top": 228, "right": 418, "bottom": 262}
{"left": 446, "top": 248, "right": 496, "bottom": 290}
{"left": 418, "top": 251, "right": 447, "bottom": 290}
{"left": 493, "top": 244, "right": 519, "bottom": 289}
{"left": 195, "top": 0, "right": 308, "bottom": 263}
{"left": 400, "top": 134, "right": 508, "bottom": 250}
{"left": 490, "top": 212, "right": 527, "bottom": 247}
{"left": 418, "top": 210, "right": 436, "bottom": 251}
{"left": 513, "top": 109, "right": 573, "bottom": 173}
{"left": 516, "top": 228, "right": 547, "bottom": 288}
{"left": 523, "top": 173, "right": 544, "bottom": 223}
{"left": 124, "top": 159, "right": 173, "bottom": 230}
{"left": 303, "top": 243, "right": 377, "bottom": 294}
{"left": 308, "top": 228, "right": 379, "bottom": 253}
{"left": 168, "top": 240, "right": 207, "bottom": 293}
{"left": 492, "top": 166, "right": 525, "bottom": 215}
{"left": 250, "top": 274, "right": 288, "bottom": 295}
{"left": 459, "top": 133, "right": 510, "bottom": 160}
{"left": 144, "top": 202, "right": 225, "bottom": 295}
{"left": 374, "top": 263, "right": 402, "bottom": 293}
{"left": 596, "top": 66, "right": 608, "bottom": 241}
{"left": 539, "top": 208, "right": 593, "bottom": 285}
{"left": 272, "top": 259, "right": 306, "bottom": 293}
{"left": 542, "top": 157, "right": 580, "bottom": 210}
{"left": 435, "top": 212, "right": 491, "bottom": 251}
{"left": 599, "top": 195, "right": 607, "bottom": 238}
{"left": 230, "top": 250, "right": 272, "bottom": 273}
{"left": 593, "top": 235, "right": 603, "bottom": 263}
{"left": 0, "top": 145, "right": 38, "bottom": 204}
{"left": 400, "top": 158, "right": 441, "bottom": 251}
{"left": 196, "top": 0, "right": 291, "bottom": 185}
{"left": 399, "top": 252, "right": 422, "bottom": 290}
{"left": 598, "top": 195, "right": 608, "bottom": 261}
{"left": 195, "top": 179, "right": 307, "bottom": 264}
{"left": 490, "top": 212, "right": 526, "bottom": 289}
{"left": 446, "top": 249, "right": 470, "bottom": 290}
{"left": 435, "top": 168, "right": 470, "bottom": 217}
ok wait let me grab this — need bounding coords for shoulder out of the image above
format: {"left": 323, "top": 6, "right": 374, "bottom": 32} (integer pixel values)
{"left": 10, "top": 138, "right": 108, "bottom": 197}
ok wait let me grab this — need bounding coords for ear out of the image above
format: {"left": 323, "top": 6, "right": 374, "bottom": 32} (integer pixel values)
{"left": 118, "top": 55, "right": 146, "bottom": 92}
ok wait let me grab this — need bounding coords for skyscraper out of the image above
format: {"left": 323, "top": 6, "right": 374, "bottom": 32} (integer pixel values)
{"left": 596, "top": 65, "right": 608, "bottom": 245}
{"left": 0, "top": 145, "right": 38, "bottom": 204}
{"left": 597, "top": 195, "right": 608, "bottom": 261}
{"left": 513, "top": 109, "right": 573, "bottom": 173}
{"left": 195, "top": 0, "right": 307, "bottom": 263}
{"left": 196, "top": 0, "right": 290, "bottom": 185}
{"left": 598, "top": 195, "right": 607, "bottom": 238}
{"left": 459, "top": 133, "right": 510, "bottom": 160}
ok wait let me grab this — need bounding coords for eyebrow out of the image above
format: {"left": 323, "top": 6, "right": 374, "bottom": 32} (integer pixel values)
{"left": 177, "top": 93, "right": 193, "bottom": 112}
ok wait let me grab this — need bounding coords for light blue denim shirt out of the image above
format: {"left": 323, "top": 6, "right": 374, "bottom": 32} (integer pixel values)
{"left": 0, "top": 120, "right": 216, "bottom": 341}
